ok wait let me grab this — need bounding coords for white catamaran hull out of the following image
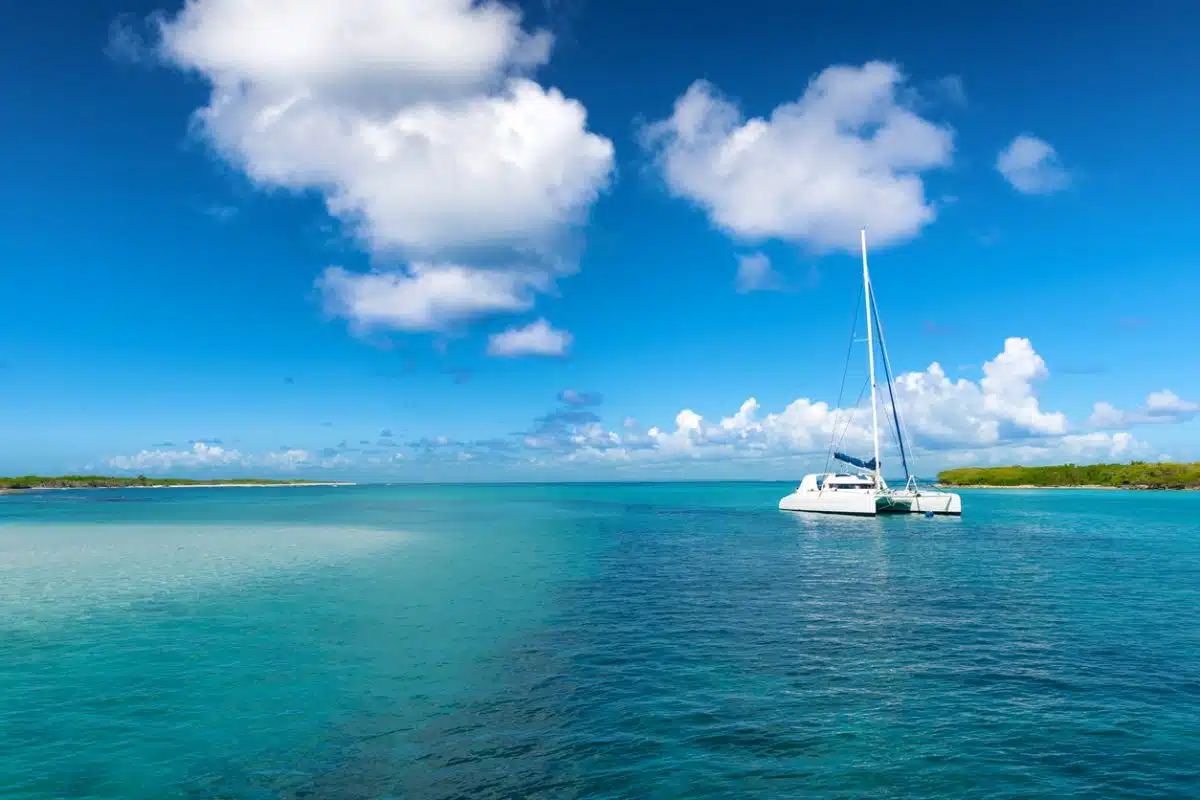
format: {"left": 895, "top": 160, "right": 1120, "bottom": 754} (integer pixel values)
{"left": 778, "top": 489, "right": 913, "bottom": 516}
{"left": 890, "top": 489, "right": 962, "bottom": 515}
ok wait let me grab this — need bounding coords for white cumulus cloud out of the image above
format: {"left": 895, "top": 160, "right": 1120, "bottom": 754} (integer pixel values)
{"left": 544, "top": 339, "right": 1108, "bottom": 470}
{"left": 642, "top": 62, "right": 954, "bottom": 253}
{"left": 1089, "top": 389, "right": 1200, "bottom": 427}
{"left": 996, "top": 134, "right": 1069, "bottom": 194}
{"left": 108, "top": 442, "right": 246, "bottom": 472}
{"left": 149, "top": 0, "right": 614, "bottom": 339}
{"left": 107, "top": 444, "right": 324, "bottom": 473}
{"left": 317, "top": 263, "right": 541, "bottom": 333}
{"left": 487, "top": 318, "right": 572, "bottom": 357}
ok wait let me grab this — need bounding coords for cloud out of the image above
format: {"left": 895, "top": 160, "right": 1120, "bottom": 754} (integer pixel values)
{"left": 109, "top": 442, "right": 245, "bottom": 472}
{"left": 317, "top": 263, "right": 541, "bottom": 334}
{"left": 1090, "top": 389, "right": 1200, "bottom": 428}
{"left": 558, "top": 389, "right": 603, "bottom": 407}
{"left": 996, "top": 134, "right": 1069, "bottom": 194}
{"left": 108, "top": 443, "right": 329, "bottom": 473}
{"left": 516, "top": 338, "right": 1079, "bottom": 468}
{"left": 642, "top": 62, "right": 954, "bottom": 253}
{"left": 262, "top": 448, "right": 313, "bottom": 470}
{"left": 735, "top": 252, "right": 781, "bottom": 293}
{"left": 487, "top": 318, "right": 572, "bottom": 357}
{"left": 150, "top": 0, "right": 614, "bottom": 339}
{"left": 956, "top": 432, "right": 1154, "bottom": 467}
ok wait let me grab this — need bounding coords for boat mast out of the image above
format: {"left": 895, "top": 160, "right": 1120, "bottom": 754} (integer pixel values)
{"left": 861, "top": 229, "right": 882, "bottom": 486}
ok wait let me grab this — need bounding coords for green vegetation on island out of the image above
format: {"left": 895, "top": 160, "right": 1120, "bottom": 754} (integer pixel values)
{"left": 0, "top": 475, "right": 338, "bottom": 491}
{"left": 937, "top": 462, "right": 1200, "bottom": 489}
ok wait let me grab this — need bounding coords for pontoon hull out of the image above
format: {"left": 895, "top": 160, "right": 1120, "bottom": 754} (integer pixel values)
{"left": 778, "top": 490, "right": 912, "bottom": 516}
{"left": 891, "top": 490, "right": 962, "bottom": 515}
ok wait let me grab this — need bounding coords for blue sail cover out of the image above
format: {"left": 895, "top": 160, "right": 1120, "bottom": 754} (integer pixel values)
{"left": 834, "top": 451, "right": 877, "bottom": 471}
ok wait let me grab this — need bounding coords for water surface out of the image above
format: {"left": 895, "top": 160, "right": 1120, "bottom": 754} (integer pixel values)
{"left": 2, "top": 484, "right": 1198, "bottom": 798}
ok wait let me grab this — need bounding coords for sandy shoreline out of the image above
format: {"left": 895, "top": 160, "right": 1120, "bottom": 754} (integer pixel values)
{"left": 130, "top": 482, "right": 354, "bottom": 489}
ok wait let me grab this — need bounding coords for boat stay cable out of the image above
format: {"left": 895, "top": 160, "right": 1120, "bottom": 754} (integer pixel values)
{"left": 869, "top": 289, "right": 910, "bottom": 483}
{"left": 869, "top": 281, "right": 920, "bottom": 486}
{"left": 822, "top": 280, "right": 864, "bottom": 478}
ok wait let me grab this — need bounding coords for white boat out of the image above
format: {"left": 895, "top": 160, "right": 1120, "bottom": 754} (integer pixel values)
{"left": 778, "top": 230, "right": 962, "bottom": 517}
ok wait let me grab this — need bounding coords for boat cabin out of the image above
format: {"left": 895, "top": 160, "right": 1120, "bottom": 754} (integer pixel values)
{"left": 797, "top": 473, "right": 877, "bottom": 492}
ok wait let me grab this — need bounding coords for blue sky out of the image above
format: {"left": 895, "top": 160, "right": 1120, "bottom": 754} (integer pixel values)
{"left": 1, "top": 0, "right": 1198, "bottom": 480}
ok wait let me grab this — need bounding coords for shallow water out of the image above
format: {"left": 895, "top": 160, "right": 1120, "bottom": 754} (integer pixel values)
{"left": 2, "top": 484, "right": 1198, "bottom": 798}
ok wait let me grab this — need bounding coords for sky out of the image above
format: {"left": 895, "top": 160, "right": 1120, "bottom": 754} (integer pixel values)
{"left": 1, "top": 0, "right": 1198, "bottom": 481}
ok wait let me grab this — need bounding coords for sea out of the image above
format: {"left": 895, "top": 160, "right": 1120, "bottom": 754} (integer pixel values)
{"left": 2, "top": 483, "right": 1198, "bottom": 799}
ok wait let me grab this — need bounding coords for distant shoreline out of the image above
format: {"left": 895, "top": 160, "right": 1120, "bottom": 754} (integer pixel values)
{"left": 938, "top": 484, "right": 1197, "bottom": 491}
{"left": 127, "top": 482, "right": 353, "bottom": 489}
{"left": 0, "top": 482, "right": 353, "bottom": 495}
{"left": 937, "top": 462, "right": 1200, "bottom": 491}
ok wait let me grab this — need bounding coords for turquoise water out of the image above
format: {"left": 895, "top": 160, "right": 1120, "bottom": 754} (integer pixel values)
{"left": 2, "top": 484, "right": 1198, "bottom": 798}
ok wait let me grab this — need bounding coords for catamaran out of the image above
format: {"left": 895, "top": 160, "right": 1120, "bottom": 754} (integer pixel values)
{"left": 778, "top": 230, "right": 962, "bottom": 517}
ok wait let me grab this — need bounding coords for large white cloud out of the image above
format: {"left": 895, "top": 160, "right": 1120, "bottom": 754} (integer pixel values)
{"left": 642, "top": 62, "right": 954, "bottom": 253}
{"left": 151, "top": 0, "right": 614, "bottom": 337}
{"left": 158, "top": 0, "right": 552, "bottom": 100}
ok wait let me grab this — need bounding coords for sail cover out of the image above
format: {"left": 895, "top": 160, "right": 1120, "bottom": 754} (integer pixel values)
{"left": 834, "top": 451, "right": 877, "bottom": 471}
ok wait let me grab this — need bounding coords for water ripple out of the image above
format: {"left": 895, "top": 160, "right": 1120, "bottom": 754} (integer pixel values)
{"left": 3, "top": 486, "right": 1199, "bottom": 798}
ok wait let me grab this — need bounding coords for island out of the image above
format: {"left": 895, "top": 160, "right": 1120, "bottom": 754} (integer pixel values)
{"left": 937, "top": 461, "right": 1200, "bottom": 490}
{"left": 0, "top": 475, "right": 352, "bottom": 493}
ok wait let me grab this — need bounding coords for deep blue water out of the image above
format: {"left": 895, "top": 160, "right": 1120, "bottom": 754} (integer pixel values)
{"left": 2, "top": 484, "right": 1198, "bottom": 798}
